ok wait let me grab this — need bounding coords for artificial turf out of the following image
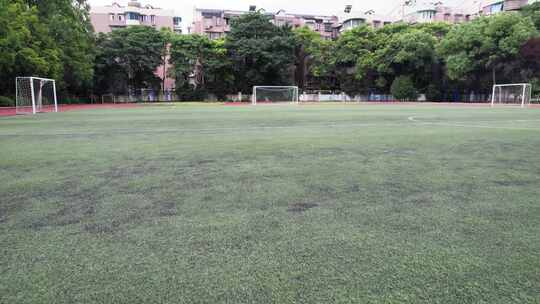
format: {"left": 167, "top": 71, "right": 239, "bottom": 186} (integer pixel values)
{"left": 1, "top": 104, "right": 539, "bottom": 303}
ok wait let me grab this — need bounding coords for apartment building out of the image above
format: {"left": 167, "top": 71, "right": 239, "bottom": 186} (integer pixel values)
{"left": 90, "top": 1, "right": 182, "bottom": 33}
{"left": 480, "top": 0, "right": 531, "bottom": 14}
{"left": 90, "top": 0, "right": 181, "bottom": 91}
{"left": 401, "top": 0, "right": 533, "bottom": 24}
{"left": 191, "top": 7, "right": 338, "bottom": 40}
{"left": 401, "top": 3, "right": 473, "bottom": 24}
{"left": 334, "top": 11, "right": 395, "bottom": 35}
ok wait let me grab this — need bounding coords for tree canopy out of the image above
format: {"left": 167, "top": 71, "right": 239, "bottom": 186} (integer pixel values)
{"left": 438, "top": 13, "right": 538, "bottom": 86}
{"left": 225, "top": 13, "right": 296, "bottom": 92}
{"left": 94, "top": 26, "right": 165, "bottom": 94}
{"left": 0, "top": 4, "right": 539, "bottom": 101}
{"left": 0, "top": 0, "right": 94, "bottom": 97}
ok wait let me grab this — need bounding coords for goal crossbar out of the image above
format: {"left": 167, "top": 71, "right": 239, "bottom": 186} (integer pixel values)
{"left": 16, "top": 77, "right": 58, "bottom": 114}
{"left": 252, "top": 86, "right": 299, "bottom": 105}
{"left": 491, "top": 83, "right": 531, "bottom": 108}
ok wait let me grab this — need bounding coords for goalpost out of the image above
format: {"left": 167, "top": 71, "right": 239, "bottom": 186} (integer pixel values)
{"left": 252, "top": 86, "right": 299, "bottom": 105}
{"left": 16, "top": 77, "right": 58, "bottom": 114}
{"left": 491, "top": 83, "right": 532, "bottom": 108}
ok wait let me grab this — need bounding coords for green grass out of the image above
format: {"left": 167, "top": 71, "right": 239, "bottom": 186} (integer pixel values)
{"left": 1, "top": 104, "right": 539, "bottom": 303}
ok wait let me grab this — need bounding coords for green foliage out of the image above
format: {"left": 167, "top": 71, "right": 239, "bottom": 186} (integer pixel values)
{"left": 0, "top": 0, "right": 62, "bottom": 95}
{"left": 94, "top": 26, "right": 165, "bottom": 94}
{"left": 520, "top": 2, "right": 540, "bottom": 30}
{"left": 438, "top": 13, "right": 538, "bottom": 84}
{"left": 169, "top": 34, "right": 233, "bottom": 99}
{"left": 0, "top": 96, "right": 14, "bottom": 107}
{"left": 333, "top": 25, "right": 378, "bottom": 95}
{"left": 391, "top": 75, "right": 418, "bottom": 101}
{"left": 0, "top": 0, "right": 94, "bottom": 97}
{"left": 425, "top": 84, "right": 442, "bottom": 102}
{"left": 225, "top": 13, "right": 296, "bottom": 92}
{"left": 331, "top": 23, "right": 443, "bottom": 95}
{"left": 293, "top": 26, "right": 335, "bottom": 89}
{"left": 30, "top": 0, "right": 96, "bottom": 95}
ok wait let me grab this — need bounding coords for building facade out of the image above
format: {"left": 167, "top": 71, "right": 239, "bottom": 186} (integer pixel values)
{"left": 401, "top": 0, "right": 533, "bottom": 24}
{"left": 191, "top": 7, "right": 338, "bottom": 40}
{"left": 334, "top": 11, "right": 395, "bottom": 35}
{"left": 90, "top": 0, "right": 181, "bottom": 91}
{"left": 480, "top": 0, "right": 531, "bottom": 15}
{"left": 90, "top": 1, "right": 182, "bottom": 33}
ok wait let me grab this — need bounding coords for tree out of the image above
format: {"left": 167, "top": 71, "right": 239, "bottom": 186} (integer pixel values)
{"left": 27, "top": 0, "right": 95, "bottom": 95}
{"left": 169, "top": 34, "right": 233, "bottom": 100}
{"left": 332, "top": 23, "right": 444, "bottom": 96}
{"left": 94, "top": 26, "right": 165, "bottom": 94}
{"left": 364, "top": 26, "right": 439, "bottom": 92}
{"left": 520, "top": 2, "right": 540, "bottom": 30}
{"left": 438, "top": 13, "right": 538, "bottom": 87}
{"left": 391, "top": 75, "right": 417, "bottom": 101}
{"left": 332, "top": 25, "right": 378, "bottom": 95}
{"left": 0, "top": 0, "right": 95, "bottom": 98}
{"left": 0, "top": 0, "right": 62, "bottom": 96}
{"left": 225, "top": 12, "right": 296, "bottom": 93}
{"left": 293, "top": 26, "right": 335, "bottom": 90}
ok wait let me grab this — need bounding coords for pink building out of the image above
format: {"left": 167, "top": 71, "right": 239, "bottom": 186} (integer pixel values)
{"left": 90, "top": 1, "right": 181, "bottom": 91}
{"left": 401, "top": 0, "right": 532, "bottom": 24}
{"left": 191, "top": 7, "right": 338, "bottom": 40}
{"left": 480, "top": 0, "right": 531, "bottom": 15}
{"left": 335, "top": 11, "right": 394, "bottom": 35}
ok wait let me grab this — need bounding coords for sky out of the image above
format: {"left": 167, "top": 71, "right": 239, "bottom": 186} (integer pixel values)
{"left": 87, "top": 0, "right": 472, "bottom": 30}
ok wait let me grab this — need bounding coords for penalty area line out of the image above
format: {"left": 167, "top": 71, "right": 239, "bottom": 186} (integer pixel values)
{"left": 407, "top": 116, "right": 540, "bottom": 131}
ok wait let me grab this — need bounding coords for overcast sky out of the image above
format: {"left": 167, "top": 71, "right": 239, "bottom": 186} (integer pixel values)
{"left": 87, "top": 0, "right": 471, "bottom": 29}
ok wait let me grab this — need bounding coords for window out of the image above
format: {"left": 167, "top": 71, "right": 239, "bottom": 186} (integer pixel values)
{"left": 118, "top": 14, "right": 124, "bottom": 21}
{"left": 173, "top": 17, "right": 182, "bottom": 26}
{"left": 202, "top": 12, "right": 221, "bottom": 18}
{"left": 204, "top": 17, "right": 214, "bottom": 28}
{"left": 127, "top": 12, "right": 140, "bottom": 20}
{"left": 489, "top": 2, "right": 504, "bottom": 13}
{"left": 208, "top": 32, "right": 222, "bottom": 40}
{"left": 350, "top": 18, "right": 365, "bottom": 28}
{"left": 324, "top": 23, "right": 333, "bottom": 32}
{"left": 417, "top": 10, "right": 435, "bottom": 20}
{"left": 150, "top": 15, "right": 156, "bottom": 24}
{"left": 109, "top": 14, "right": 115, "bottom": 21}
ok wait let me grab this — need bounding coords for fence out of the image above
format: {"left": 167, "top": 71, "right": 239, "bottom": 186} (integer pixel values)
{"left": 298, "top": 92, "right": 493, "bottom": 103}
{"left": 101, "top": 90, "right": 177, "bottom": 103}
{"left": 92, "top": 90, "right": 499, "bottom": 104}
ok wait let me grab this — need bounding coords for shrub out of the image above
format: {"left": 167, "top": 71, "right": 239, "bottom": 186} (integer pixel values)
{"left": 425, "top": 84, "right": 442, "bottom": 102}
{"left": 391, "top": 76, "right": 418, "bottom": 101}
{"left": 175, "top": 85, "right": 208, "bottom": 101}
{"left": 0, "top": 96, "right": 14, "bottom": 107}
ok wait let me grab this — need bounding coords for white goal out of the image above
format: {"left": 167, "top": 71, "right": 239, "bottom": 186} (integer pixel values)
{"left": 491, "top": 83, "right": 532, "bottom": 108}
{"left": 252, "top": 86, "right": 299, "bottom": 105}
{"left": 16, "top": 77, "right": 58, "bottom": 114}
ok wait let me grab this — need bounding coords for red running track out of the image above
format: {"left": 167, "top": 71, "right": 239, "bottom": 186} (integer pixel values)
{"left": 0, "top": 103, "right": 139, "bottom": 117}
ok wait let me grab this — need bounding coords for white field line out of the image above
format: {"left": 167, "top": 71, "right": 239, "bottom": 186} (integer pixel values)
{"left": 0, "top": 121, "right": 411, "bottom": 137}
{"left": 407, "top": 116, "right": 540, "bottom": 131}
{"left": 2, "top": 117, "right": 539, "bottom": 137}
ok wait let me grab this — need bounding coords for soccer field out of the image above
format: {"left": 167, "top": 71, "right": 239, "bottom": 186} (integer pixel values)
{"left": 1, "top": 104, "right": 539, "bottom": 303}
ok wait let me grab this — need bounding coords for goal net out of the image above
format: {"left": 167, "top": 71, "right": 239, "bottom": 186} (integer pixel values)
{"left": 491, "top": 83, "right": 532, "bottom": 108}
{"left": 101, "top": 94, "right": 116, "bottom": 104}
{"left": 252, "top": 86, "right": 299, "bottom": 105}
{"left": 16, "top": 77, "right": 58, "bottom": 114}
